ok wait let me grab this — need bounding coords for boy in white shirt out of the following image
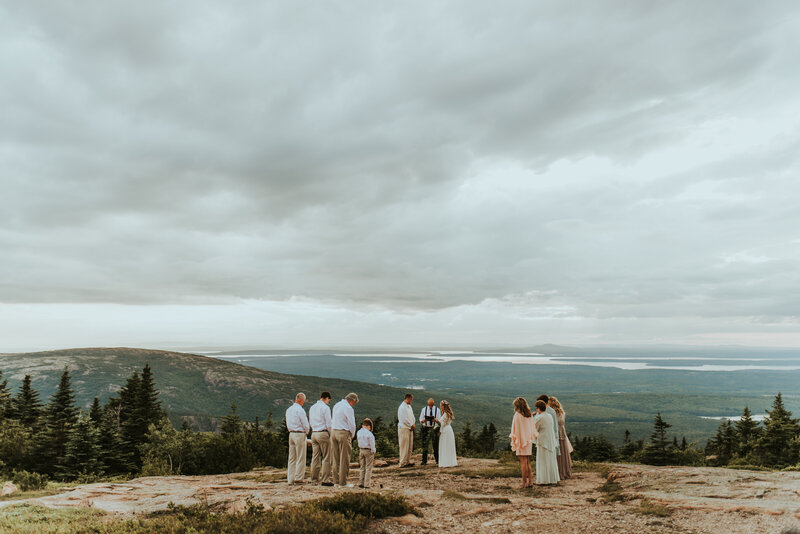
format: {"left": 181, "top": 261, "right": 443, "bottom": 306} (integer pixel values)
{"left": 357, "top": 418, "right": 376, "bottom": 489}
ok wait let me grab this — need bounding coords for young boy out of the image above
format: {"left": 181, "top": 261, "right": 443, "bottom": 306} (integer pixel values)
{"left": 357, "top": 418, "right": 376, "bottom": 488}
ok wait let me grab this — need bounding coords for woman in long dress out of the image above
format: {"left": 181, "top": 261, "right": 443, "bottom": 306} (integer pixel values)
{"left": 437, "top": 400, "right": 458, "bottom": 467}
{"left": 549, "top": 396, "right": 573, "bottom": 480}
{"left": 533, "top": 399, "right": 560, "bottom": 485}
{"left": 509, "top": 397, "right": 537, "bottom": 488}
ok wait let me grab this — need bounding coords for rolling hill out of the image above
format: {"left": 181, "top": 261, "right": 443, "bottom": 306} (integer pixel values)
{"left": 0, "top": 347, "right": 498, "bottom": 431}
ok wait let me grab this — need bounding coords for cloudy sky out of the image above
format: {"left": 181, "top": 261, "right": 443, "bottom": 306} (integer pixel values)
{"left": 2, "top": 2, "right": 799, "bottom": 352}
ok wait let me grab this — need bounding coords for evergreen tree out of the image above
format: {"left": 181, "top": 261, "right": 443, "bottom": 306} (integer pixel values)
{"left": 640, "top": 412, "right": 674, "bottom": 466}
{"left": 119, "top": 365, "right": 164, "bottom": 466}
{"left": 89, "top": 397, "right": 103, "bottom": 425}
{"left": 59, "top": 416, "right": 105, "bottom": 479}
{"left": 36, "top": 367, "right": 79, "bottom": 474}
{"left": 220, "top": 402, "right": 242, "bottom": 437}
{"left": 619, "top": 428, "right": 641, "bottom": 460}
{"left": 265, "top": 410, "right": 275, "bottom": 431}
{"left": 13, "top": 375, "right": 42, "bottom": 427}
{"left": 707, "top": 419, "right": 737, "bottom": 465}
{"left": 97, "top": 407, "right": 132, "bottom": 475}
{"left": 755, "top": 393, "right": 800, "bottom": 467}
{"left": 460, "top": 421, "right": 474, "bottom": 453}
{"left": 0, "top": 370, "right": 11, "bottom": 419}
{"left": 735, "top": 406, "right": 762, "bottom": 457}
{"left": 181, "top": 419, "right": 191, "bottom": 432}
{"left": 138, "top": 364, "right": 164, "bottom": 426}
{"left": 486, "top": 422, "right": 498, "bottom": 453}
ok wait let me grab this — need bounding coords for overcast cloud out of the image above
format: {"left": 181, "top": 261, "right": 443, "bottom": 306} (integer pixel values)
{"left": 2, "top": 1, "right": 800, "bottom": 351}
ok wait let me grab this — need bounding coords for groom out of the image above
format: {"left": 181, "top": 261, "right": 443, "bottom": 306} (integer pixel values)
{"left": 419, "top": 398, "right": 441, "bottom": 465}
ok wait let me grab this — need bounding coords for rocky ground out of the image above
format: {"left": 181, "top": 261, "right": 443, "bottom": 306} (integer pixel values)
{"left": 3, "top": 455, "right": 800, "bottom": 533}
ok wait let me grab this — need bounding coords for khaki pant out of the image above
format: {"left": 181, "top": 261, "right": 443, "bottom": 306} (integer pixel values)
{"left": 310, "top": 431, "right": 332, "bottom": 483}
{"left": 398, "top": 427, "right": 414, "bottom": 466}
{"left": 359, "top": 449, "right": 374, "bottom": 488}
{"left": 287, "top": 432, "right": 307, "bottom": 483}
{"left": 331, "top": 429, "right": 352, "bottom": 485}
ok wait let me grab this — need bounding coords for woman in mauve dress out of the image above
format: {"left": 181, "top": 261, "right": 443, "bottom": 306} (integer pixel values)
{"left": 533, "top": 399, "right": 560, "bottom": 485}
{"left": 509, "top": 397, "right": 538, "bottom": 488}
{"left": 549, "top": 396, "right": 573, "bottom": 480}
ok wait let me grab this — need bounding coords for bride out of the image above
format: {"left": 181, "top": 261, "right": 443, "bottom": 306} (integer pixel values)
{"left": 438, "top": 400, "right": 458, "bottom": 467}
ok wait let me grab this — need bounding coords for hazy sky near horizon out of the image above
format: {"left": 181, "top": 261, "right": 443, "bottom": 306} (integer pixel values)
{"left": 2, "top": 2, "right": 800, "bottom": 352}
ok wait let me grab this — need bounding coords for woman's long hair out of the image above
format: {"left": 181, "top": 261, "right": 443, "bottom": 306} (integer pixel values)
{"left": 513, "top": 397, "right": 532, "bottom": 418}
{"left": 549, "top": 396, "right": 564, "bottom": 417}
{"left": 440, "top": 400, "right": 454, "bottom": 420}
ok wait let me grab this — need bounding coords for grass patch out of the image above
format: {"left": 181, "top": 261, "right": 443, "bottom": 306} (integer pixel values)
{"left": 0, "top": 494, "right": 418, "bottom": 533}
{"left": 597, "top": 478, "right": 629, "bottom": 503}
{"left": 440, "top": 491, "right": 510, "bottom": 504}
{"left": 445, "top": 465, "right": 520, "bottom": 479}
{"left": 634, "top": 498, "right": 672, "bottom": 517}
{"left": 312, "top": 492, "right": 420, "bottom": 519}
{"left": 573, "top": 461, "right": 612, "bottom": 478}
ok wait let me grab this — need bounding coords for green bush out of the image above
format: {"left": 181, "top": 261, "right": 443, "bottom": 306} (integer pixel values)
{"left": 313, "top": 492, "right": 420, "bottom": 519}
{"left": 10, "top": 470, "right": 48, "bottom": 491}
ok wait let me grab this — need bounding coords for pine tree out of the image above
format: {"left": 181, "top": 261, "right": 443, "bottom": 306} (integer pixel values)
{"left": 221, "top": 402, "right": 242, "bottom": 437}
{"left": 59, "top": 416, "right": 105, "bottom": 479}
{"left": 118, "top": 365, "right": 163, "bottom": 466}
{"left": 707, "top": 419, "right": 737, "bottom": 465}
{"left": 486, "top": 422, "right": 498, "bottom": 453}
{"left": 89, "top": 398, "right": 103, "bottom": 425}
{"left": 97, "top": 407, "right": 132, "bottom": 475}
{"left": 755, "top": 393, "right": 800, "bottom": 467}
{"left": 138, "top": 364, "right": 164, "bottom": 426}
{"left": 735, "top": 406, "right": 762, "bottom": 457}
{"left": 0, "top": 370, "right": 12, "bottom": 419}
{"left": 460, "top": 421, "right": 474, "bottom": 453}
{"left": 13, "top": 375, "right": 42, "bottom": 427}
{"left": 640, "top": 412, "right": 674, "bottom": 466}
{"left": 36, "top": 367, "right": 79, "bottom": 474}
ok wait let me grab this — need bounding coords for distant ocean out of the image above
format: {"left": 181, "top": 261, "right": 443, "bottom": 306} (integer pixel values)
{"left": 209, "top": 350, "right": 800, "bottom": 372}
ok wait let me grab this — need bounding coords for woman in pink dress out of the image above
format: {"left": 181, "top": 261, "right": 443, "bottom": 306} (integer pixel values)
{"left": 509, "top": 397, "right": 538, "bottom": 488}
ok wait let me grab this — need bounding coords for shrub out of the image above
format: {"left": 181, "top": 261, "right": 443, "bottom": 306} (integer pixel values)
{"left": 10, "top": 470, "right": 48, "bottom": 491}
{"left": 312, "top": 492, "right": 420, "bottom": 519}
{"left": 635, "top": 498, "right": 672, "bottom": 517}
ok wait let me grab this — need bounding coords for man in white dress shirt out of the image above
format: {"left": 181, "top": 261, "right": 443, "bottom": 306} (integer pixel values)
{"left": 397, "top": 393, "right": 416, "bottom": 467}
{"left": 419, "top": 397, "right": 441, "bottom": 465}
{"left": 331, "top": 392, "right": 359, "bottom": 486}
{"left": 308, "top": 391, "right": 334, "bottom": 486}
{"left": 285, "top": 392, "right": 310, "bottom": 484}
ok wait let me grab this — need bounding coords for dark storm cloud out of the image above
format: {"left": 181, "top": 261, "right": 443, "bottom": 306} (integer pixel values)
{"left": 1, "top": 1, "right": 799, "bottom": 329}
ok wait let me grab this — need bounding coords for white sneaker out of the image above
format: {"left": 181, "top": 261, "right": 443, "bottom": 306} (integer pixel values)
{"left": 346, "top": 483, "right": 355, "bottom": 488}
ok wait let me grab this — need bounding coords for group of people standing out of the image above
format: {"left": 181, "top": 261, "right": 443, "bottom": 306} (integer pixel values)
{"left": 396, "top": 393, "right": 458, "bottom": 468}
{"left": 284, "top": 391, "right": 458, "bottom": 489}
{"left": 510, "top": 394, "right": 573, "bottom": 487}
{"left": 285, "top": 390, "right": 572, "bottom": 490}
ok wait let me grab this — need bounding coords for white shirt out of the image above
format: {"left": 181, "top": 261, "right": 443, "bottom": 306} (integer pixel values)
{"left": 397, "top": 401, "right": 415, "bottom": 429}
{"left": 419, "top": 405, "right": 442, "bottom": 427}
{"left": 285, "top": 402, "right": 310, "bottom": 433}
{"left": 332, "top": 399, "right": 356, "bottom": 438}
{"left": 309, "top": 400, "right": 332, "bottom": 432}
{"left": 357, "top": 427, "right": 376, "bottom": 452}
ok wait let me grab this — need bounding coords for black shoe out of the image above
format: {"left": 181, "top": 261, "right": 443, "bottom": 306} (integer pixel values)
{"left": 421, "top": 462, "right": 427, "bottom": 465}
{"left": 321, "top": 482, "right": 334, "bottom": 487}
{"left": 406, "top": 462, "right": 415, "bottom": 467}
{"left": 358, "top": 484, "right": 365, "bottom": 488}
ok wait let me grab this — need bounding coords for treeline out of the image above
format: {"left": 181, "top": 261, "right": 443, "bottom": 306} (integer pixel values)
{"left": 572, "top": 393, "right": 800, "bottom": 470}
{"left": 0, "top": 367, "right": 288, "bottom": 485}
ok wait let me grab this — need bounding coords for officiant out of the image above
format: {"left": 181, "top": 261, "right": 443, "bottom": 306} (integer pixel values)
{"left": 419, "top": 398, "right": 441, "bottom": 465}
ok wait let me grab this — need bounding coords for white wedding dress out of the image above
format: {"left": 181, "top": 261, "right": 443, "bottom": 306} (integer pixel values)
{"left": 438, "top": 413, "right": 458, "bottom": 467}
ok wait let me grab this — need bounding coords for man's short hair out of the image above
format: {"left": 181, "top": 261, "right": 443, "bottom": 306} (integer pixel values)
{"left": 404, "top": 393, "right": 414, "bottom": 400}
{"left": 345, "top": 392, "right": 359, "bottom": 403}
{"left": 535, "top": 400, "right": 547, "bottom": 412}
{"left": 320, "top": 391, "right": 332, "bottom": 400}
{"left": 537, "top": 394, "right": 549, "bottom": 404}
{"left": 362, "top": 418, "right": 373, "bottom": 429}
{"left": 295, "top": 392, "right": 306, "bottom": 402}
